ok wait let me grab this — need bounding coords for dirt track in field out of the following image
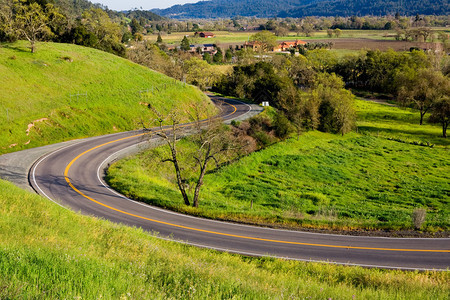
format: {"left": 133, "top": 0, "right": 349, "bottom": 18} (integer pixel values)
{"left": 219, "top": 38, "right": 441, "bottom": 52}
{"left": 312, "top": 38, "right": 441, "bottom": 51}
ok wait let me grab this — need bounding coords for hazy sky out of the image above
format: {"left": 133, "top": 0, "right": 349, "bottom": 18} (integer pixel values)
{"left": 95, "top": 0, "right": 202, "bottom": 10}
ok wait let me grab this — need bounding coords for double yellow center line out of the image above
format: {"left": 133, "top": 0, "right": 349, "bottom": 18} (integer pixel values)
{"left": 63, "top": 101, "right": 449, "bottom": 253}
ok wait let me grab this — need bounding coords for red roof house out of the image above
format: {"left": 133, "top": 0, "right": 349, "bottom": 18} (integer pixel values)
{"left": 195, "top": 32, "right": 215, "bottom": 38}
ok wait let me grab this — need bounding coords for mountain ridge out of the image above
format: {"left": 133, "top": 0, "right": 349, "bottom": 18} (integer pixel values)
{"left": 151, "top": 0, "right": 449, "bottom": 19}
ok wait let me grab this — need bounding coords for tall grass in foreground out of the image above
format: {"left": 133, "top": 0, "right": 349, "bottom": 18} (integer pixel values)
{"left": 0, "top": 179, "right": 448, "bottom": 299}
{"left": 0, "top": 41, "right": 213, "bottom": 154}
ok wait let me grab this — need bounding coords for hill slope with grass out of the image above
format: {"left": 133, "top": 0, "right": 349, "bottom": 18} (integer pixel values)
{"left": 0, "top": 41, "right": 212, "bottom": 155}
{"left": 1, "top": 179, "right": 448, "bottom": 298}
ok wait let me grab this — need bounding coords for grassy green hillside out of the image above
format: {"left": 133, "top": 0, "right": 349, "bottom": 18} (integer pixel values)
{"left": 0, "top": 179, "right": 448, "bottom": 298}
{"left": 0, "top": 42, "right": 448, "bottom": 298}
{"left": 0, "top": 41, "right": 213, "bottom": 154}
{"left": 107, "top": 99, "right": 449, "bottom": 233}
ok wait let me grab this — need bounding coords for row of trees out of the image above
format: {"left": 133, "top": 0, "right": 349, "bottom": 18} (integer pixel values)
{"left": 143, "top": 15, "right": 449, "bottom": 36}
{"left": 331, "top": 49, "right": 450, "bottom": 136}
{"left": 397, "top": 69, "right": 450, "bottom": 136}
{"left": 128, "top": 29, "right": 449, "bottom": 138}
{"left": 129, "top": 32, "right": 449, "bottom": 138}
{"left": 213, "top": 60, "right": 356, "bottom": 137}
{"left": 0, "top": 0, "right": 126, "bottom": 56}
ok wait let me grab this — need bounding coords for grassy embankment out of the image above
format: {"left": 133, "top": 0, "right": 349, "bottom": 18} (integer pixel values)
{"left": 0, "top": 41, "right": 214, "bottom": 155}
{"left": 1, "top": 179, "right": 448, "bottom": 298}
{"left": 107, "top": 99, "right": 449, "bottom": 233}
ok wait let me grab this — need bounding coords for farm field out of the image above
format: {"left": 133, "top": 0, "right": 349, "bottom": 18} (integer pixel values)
{"left": 146, "top": 29, "right": 445, "bottom": 51}
{"left": 0, "top": 41, "right": 213, "bottom": 155}
{"left": 107, "top": 99, "right": 449, "bottom": 234}
{"left": 146, "top": 30, "right": 400, "bottom": 44}
{"left": 1, "top": 179, "right": 448, "bottom": 298}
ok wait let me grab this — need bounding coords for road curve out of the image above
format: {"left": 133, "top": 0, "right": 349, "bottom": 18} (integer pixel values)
{"left": 29, "top": 97, "right": 449, "bottom": 271}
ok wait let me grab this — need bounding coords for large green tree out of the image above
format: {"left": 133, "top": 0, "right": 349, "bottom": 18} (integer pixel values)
{"left": 183, "top": 57, "right": 217, "bottom": 90}
{"left": 1, "top": 0, "right": 64, "bottom": 53}
{"left": 213, "top": 47, "right": 223, "bottom": 63}
{"left": 250, "top": 30, "right": 277, "bottom": 52}
{"left": 79, "top": 8, "right": 124, "bottom": 56}
{"left": 129, "top": 18, "right": 142, "bottom": 35}
{"left": 313, "top": 73, "right": 355, "bottom": 135}
{"left": 180, "top": 35, "right": 190, "bottom": 51}
{"left": 397, "top": 69, "right": 449, "bottom": 125}
{"left": 428, "top": 90, "right": 450, "bottom": 138}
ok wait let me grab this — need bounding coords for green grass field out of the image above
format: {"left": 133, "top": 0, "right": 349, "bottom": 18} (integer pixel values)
{"left": 107, "top": 99, "right": 449, "bottom": 233}
{"left": 1, "top": 179, "right": 448, "bottom": 298}
{"left": 146, "top": 30, "right": 402, "bottom": 45}
{"left": 0, "top": 41, "right": 213, "bottom": 155}
{"left": 356, "top": 99, "right": 450, "bottom": 147}
{"left": 145, "top": 28, "right": 450, "bottom": 45}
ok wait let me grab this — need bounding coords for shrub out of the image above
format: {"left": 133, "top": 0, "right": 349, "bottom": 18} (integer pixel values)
{"left": 230, "top": 120, "right": 240, "bottom": 127}
{"left": 412, "top": 208, "right": 426, "bottom": 230}
{"left": 273, "top": 113, "right": 293, "bottom": 139}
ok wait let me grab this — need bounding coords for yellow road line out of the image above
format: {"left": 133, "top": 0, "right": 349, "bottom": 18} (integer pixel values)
{"left": 63, "top": 101, "right": 450, "bottom": 253}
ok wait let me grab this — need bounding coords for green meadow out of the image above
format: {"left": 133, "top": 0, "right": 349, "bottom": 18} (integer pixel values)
{"left": 0, "top": 41, "right": 213, "bottom": 154}
{"left": 1, "top": 179, "right": 448, "bottom": 298}
{"left": 107, "top": 99, "right": 449, "bottom": 233}
{"left": 146, "top": 30, "right": 401, "bottom": 44}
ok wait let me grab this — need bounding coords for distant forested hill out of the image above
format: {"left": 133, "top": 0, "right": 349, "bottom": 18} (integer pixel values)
{"left": 123, "top": 10, "right": 164, "bottom": 21}
{"left": 151, "top": 0, "right": 319, "bottom": 19}
{"left": 152, "top": 0, "right": 449, "bottom": 19}
{"left": 283, "top": 0, "right": 450, "bottom": 17}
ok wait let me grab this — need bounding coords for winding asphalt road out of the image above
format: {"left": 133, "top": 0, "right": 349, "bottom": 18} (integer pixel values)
{"left": 24, "top": 96, "right": 450, "bottom": 271}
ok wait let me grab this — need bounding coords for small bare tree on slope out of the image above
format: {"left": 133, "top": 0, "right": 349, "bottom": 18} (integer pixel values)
{"left": 150, "top": 103, "right": 240, "bottom": 208}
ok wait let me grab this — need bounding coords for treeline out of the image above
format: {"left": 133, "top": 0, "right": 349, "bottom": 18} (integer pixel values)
{"left": 332, "top": 49, "right": 430, "bottom": 93}
{"left": 142, "top": 15, "right": 449, "bottom": 43}
{"left": 126, "top": 29, "right": 449, "bottom": 137}
{"left": 123, "top": 10, "right": 163, "bottom": 22}
{"left": 332, "top": 50, "right": 450, "bottom": 134}
{"left": 214, "top": 58, "right": 356, "bottom": 140}
{"left": 0, "top": 0, "right": 163, "bottom": 56}
{"left": 209, "top": 47, "right": 449, "bottom": 138}
{"left": 0, "top": 0, "right": 121, "bottom": 55}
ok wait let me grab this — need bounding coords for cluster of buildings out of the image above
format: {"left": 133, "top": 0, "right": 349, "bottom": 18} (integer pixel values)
{"left": 175, "top": 31, "right": 308, "bottom": 55}
{"left": 243, "top": 40, "right": 307, "bottom": 52}
{"left": 189, "top": 44, "right": 217, "bottom": 55}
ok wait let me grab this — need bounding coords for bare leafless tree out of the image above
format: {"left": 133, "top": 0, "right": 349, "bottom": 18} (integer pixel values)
{"left": 150, "top": 108, "right": 191, "bottom": 206}
{"left": 149, "top": 104, "right": 241, "bottom": 208}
